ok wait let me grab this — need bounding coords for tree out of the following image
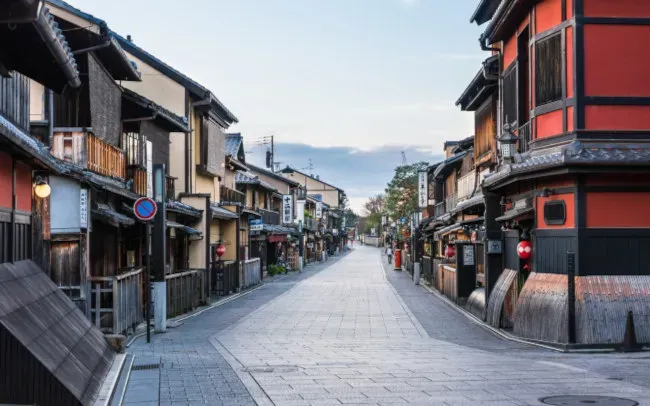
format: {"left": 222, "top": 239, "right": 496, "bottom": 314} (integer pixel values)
{"left": 384, "top": 161, "right": 429, "bottom": 222}
{"left": 362, "top": 193, "right": 385, "bottom": 216}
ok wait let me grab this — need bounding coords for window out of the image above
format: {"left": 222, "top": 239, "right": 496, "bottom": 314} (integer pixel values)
{"left": 502, "top": 66, "right": 518, "bottom": 127}
{"left": 543, "top": 200, "right": 566, "bottom": 225}
{"left": 535, "top": 34, "right": 562, "bottom": 106}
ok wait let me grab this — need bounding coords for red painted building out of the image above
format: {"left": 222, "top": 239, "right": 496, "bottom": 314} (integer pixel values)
{"left": 457, "top": 0, "right": 650, "bottom": 346}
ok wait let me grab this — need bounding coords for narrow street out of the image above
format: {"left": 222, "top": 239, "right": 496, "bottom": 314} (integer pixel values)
{"left": 126, "top": 247, "right": 650, "bottom": 406}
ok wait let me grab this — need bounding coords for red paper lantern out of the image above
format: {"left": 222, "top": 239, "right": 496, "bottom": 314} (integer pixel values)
{"left": 444, "top": 244, "right": 456, "bottom": 258}
{"left": 517, "top": 240, "right": 532, "bottom": 260}
{"left": 216, "top": 243, "right": 226, "bottom": 258}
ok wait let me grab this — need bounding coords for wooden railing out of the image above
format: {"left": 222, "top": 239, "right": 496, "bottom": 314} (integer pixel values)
{"left": 242, "top": 258, "right": 261, "bottom": 289}
{"left": 260, "top": 208, "right": 280, "bottom": 225}
{"left": 129, "top": 167, "right": 147, "bottom": 196}
{"left": 434, "top": 201, "right": 446, "bottom": 218}
{"left": 437, "top": 264, "right": 457, "bottom": 302}
{"left": 211, "top": 260, "right": 239, "bottom": 296}
{"left": 445, "top": 193, "right": 458, "bottom": 213}
{"left": 52, "top": 129, "right": 126, "bottom": 179}
{"left": 457, "top": 170, "right": 476, "bottom": 201}
{"left": 166, "top": 269, "right": 208, "bottom": 318}
{"left": 89, "top": 267, "right": 144, "bottom": 334}
{"left": 422, "top": 256, "right": 433, "bottom": 285}
{"left": 87, "top": 132, "right": 126, "bottom": 179}
{"left": 220, "top": 185, "right": 246, "bottom": 206}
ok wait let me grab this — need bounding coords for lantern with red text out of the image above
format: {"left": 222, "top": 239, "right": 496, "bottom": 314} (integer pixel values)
{"left": 444, "top": 244, "right": 456, "bottom": 258}
{"left": 517, "top": 240, "right": 532, "bottom": 260}
{"left": 216, "top": 243, "right": 226, "bottom": 258}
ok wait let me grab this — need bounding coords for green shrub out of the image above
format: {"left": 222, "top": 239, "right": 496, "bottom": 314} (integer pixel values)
{"left": 268, "top": 264, "right": 286, "bottom": 276}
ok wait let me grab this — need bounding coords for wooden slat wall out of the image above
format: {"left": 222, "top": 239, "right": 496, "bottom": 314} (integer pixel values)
{"left": 576, "top": 276, "right": 650, "bottom": 345}
{"left": 486, "top": 268, "right": 518, "bottom": 328}
{"left": 0, "top": 72, "right": 30, "bottom": 131}
{"left": 513, "top": 272, "right": 569, "bottom": 343}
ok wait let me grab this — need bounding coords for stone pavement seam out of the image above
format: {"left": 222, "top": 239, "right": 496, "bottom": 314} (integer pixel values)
{"left": 211, "top": 336, "right": 275, "bottom": 406}
{"left": 213, "top": 254, "right": 347, "bottom": 340}
{"left": 376, "top": 252, "right": 429, "bottom": 339}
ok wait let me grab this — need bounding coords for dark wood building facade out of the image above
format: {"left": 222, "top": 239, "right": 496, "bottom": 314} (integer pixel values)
{"left": 452, "top": 0, "right": 650, "bottom": 345}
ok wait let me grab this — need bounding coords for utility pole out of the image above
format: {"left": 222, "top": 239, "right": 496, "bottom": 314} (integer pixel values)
{"left": 152, "top": 164, "right": 167, "bottom": 333}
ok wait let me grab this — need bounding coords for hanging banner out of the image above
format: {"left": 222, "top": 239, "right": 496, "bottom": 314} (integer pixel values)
{"left": 315, "top": 202, "right": 322, "bottom": 219}
{"left": 418, "top": 171, "right": 428, "bottom": 209}
{"left": 79, "top": 188, "right": 88, "bottom": 229}
{"left": 282, "top": 194, "right": 293, "bottom": 224}
{"left": 296, "top": 199, "right": 306, "bottom": 223}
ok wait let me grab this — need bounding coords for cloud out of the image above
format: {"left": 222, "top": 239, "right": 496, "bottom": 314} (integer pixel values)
{"left": 244, "top": 142, "right": 444, "bottom": 214}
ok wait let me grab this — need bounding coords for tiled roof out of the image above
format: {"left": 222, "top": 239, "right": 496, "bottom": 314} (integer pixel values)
{"left": 92, "top": 204, "right": 135, "bottom": 227}
{"left": 122, "top": 88, "right": 189, "bottom": 132}
{"left": 235, "top": 171, "right": 278, "bottom": 192}
{"left": 166, "top": 221, "right": 202, "bottom": 237}
{"left": 225, "top": 133, "right": 242, "bottom": 157}
{"left": 0, "top": 260, "right": 115, "bottom": 404}
{"left": 167, "top": 200, "right": 202, "bottom": 218}
{"left": 247, "top": 163, "right": 301, "bottom": 187}
{"left": 210, "top": 203, "right": 238, "bottom": 220}
{"left": 262, "top": 224, "right": 295, "bottom": 235}
{"left": 0, "top": 114, "right": 66, "bottom": 172}
{"left": 483, "top": 141, "right": 650, "bottom": 188}
{"left": 433, "top": 150, "right": 470, "bottom": 179}
{"left": 46, "top": 0, "right": 141, "bottom": 81}
{"left": 455, "top": 193, "right": 485, "bottom": 213}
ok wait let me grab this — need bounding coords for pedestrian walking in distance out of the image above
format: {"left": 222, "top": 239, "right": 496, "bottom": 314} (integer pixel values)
{"left": 386, "top": 246, "right": 393, "bottom": 264}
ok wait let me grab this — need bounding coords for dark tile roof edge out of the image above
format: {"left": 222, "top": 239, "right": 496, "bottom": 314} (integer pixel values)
{"left": 247, "top": 163, "right": 301, "bottom": 187}
{"left": 122, "top": 88, "right": 189, "bottom": 132}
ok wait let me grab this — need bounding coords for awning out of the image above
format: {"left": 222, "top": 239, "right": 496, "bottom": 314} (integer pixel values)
{"left": 166, "top": 220, "right": 202, "bottom": 239}
{"left": 167, "top": 200, "right": 202, "bottom": 218}
{"left": 269, "top": 234, "right": 287, "bottom": 243}
{"left": 211, "top": 203, "right": 238, "bottom": 220}
{"left": 434, "top": 223, "right": 462, "bottom": 240}
{"left": 460, "top": 216, "right": 484, "bottom": 226}
{"left": 455, "top": 193, "right": 485, "bottom": 213}
{"left": 92, "top": 205, "right": 135, "bottom": 227}
{"left": 496, "top": 207, "right": 534, "bottom": 223}
{"left": 241, "top": 208, "right": 261, "bottom": 217}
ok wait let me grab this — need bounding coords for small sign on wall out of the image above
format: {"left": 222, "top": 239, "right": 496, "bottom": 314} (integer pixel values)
{"left": 79, "top": 188, "right": 88, "bottom": 229}
{"left": 487, "top": 240, "right": 502, "bottom": 254}
{"left": 463, "top": 245, "right": 475, "bottom": 266}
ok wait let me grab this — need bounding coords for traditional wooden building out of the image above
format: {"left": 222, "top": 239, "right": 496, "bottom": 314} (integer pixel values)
{"left": 457, "top": 0, "right": 650, "bottom": 346}
{"left": 0, "top": 2, "right": 118, "bottom": 404}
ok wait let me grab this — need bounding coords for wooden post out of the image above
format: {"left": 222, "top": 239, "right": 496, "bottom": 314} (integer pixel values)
{"left": 567, "top": 251, "right": 576, "bottom": 344}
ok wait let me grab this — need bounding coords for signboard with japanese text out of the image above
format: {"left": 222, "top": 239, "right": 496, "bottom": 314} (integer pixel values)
{"left": 79, "top": 188, "right": 88, "bottom": 229}
{"left": 282, "top": 194, "right": 293, "bottom": 224}
{"left": 315, "top": 202, "right": 323, "bottom": 219}
{"left": 249, "top": 218, "right": 263, "bottom": 232}
{"left": 418, "top": 171, "right": 428, "bottom": 208}
{"left": 297, "top": 199, "right": 306, "bottom": 223}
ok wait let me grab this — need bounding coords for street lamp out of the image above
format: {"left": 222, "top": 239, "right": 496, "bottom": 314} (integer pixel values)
{"left": 499, "top": 123, "right": 519, "bottom": 163}
{"left": 34, "top": 177, "right": 51, "bottom": 199}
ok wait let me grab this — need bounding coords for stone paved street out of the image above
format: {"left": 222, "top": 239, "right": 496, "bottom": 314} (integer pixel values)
{"left": 125, "top": 247, "right": 650, "bottom": 405}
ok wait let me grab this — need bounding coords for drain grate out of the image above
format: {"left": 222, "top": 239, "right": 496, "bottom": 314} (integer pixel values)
{"left": 539, "top": 395, "right": 638, "bottom": 406}
{"left": 132, "top": 363, "right": 160, "bottom": 371}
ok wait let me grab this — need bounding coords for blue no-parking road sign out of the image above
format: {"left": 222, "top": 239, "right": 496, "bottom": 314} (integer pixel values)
{"left": 133, "top": 197, "right": 157, "bottom": 221}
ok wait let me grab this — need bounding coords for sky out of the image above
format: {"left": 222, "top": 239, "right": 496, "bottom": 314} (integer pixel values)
{"left": 66, "top": 0, "right": 486, "bottom": 213}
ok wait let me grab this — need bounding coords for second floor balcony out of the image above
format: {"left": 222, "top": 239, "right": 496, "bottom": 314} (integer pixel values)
{"left": 220, "top": 185, "right": 246, "bottom": 206}
{"left": 260, "top": 208, "right": 280, "bottom": 225}
{"left": 51, "top": 129, "right": 125, "bottom": 179}
{"left": 457, "top": 170, "right": 476, "bottom": 201}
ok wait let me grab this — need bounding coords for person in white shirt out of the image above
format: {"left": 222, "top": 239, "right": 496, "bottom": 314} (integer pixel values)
{"left": 386, "top": 246, "right": 393, "bottom": 264}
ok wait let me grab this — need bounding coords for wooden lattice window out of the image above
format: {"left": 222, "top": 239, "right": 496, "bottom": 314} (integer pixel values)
{"left": 535, "top": 34, "right": 562, "bottom": 106}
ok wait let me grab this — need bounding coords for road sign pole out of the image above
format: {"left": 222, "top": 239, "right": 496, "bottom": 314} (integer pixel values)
{"left": 152, "top": 164, "right": 167, "bottom": 333}
{"left": 145, "top": 223, "right": 151, "bottom": 343}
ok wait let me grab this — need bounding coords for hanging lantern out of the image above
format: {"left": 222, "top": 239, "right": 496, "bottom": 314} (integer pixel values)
{"left": 34, "top": 177, "right": 51, "bottom": 199}
{"left": 277, "top": 242, "right": 282, "bottom": 249}
{"left": 444, "top": 244, "right": 456, "bottom": 258}
{"left": 517, "top": 240, "right": 532, "bottom": 260}
{"left": 216, "top": 243, "right": 226, "bottom": 258}
{"left": 291, "top": 242, "right": 296, "bottom": 248}
{"left": 498, "top": 123, "right": 519, "bottom": 161}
